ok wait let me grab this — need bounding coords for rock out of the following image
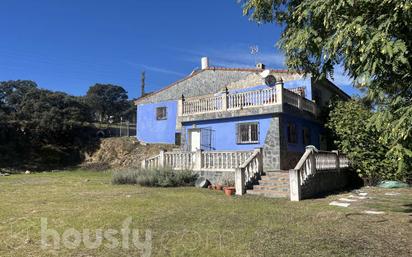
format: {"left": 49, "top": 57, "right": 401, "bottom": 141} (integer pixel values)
{"left": 25, "top": 170, "right": 31, "bottom": 174}
{"left": 339, "top": 198, "right": 358, "bottom": 202}
{"left": 84, "top": 179, "right": 90, "bottom": 182}
{"left": 385, "top": 192, "right": 401, "bottom": 196}
{"left": 363, "top": 210, "right": 385, "bottom": 215}
{"left": 329, "top": 201, "right": 350, "bottom": 207}
{"left": 349, "top": 195, "right": 367, "bottom": 200}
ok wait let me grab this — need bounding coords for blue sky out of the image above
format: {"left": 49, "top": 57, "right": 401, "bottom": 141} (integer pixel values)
{"left": 0, "top": 0, "right": 357, "bottom": 99}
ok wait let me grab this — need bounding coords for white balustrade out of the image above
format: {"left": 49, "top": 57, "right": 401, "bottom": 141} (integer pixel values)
{"left": 201, "top": 151, "right": 252, "bottom": 171}
{"left": 235, "top": 148, "right": 263, "bottom": 195}
{"left": 142, "top": 149, "right": 254, "bottom": 172}
{"left": 289, "top": 146, "right": 350, "bottom": 201}
{"left": 164, "top": 152, "right": 194, "bottom": 170}
{"left": 227, "top": 88, "right": 277, "bottom": 109}
{"left": 179, "top": 84, "right": 318, "bottom": 116}
{"left": 182, "top": 95, "right": 222, "bottom": 115}
{"left": 283, "top": 89, "right": 300, "bottom": 108}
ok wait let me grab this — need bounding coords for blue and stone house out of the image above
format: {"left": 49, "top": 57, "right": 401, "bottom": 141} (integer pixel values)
{"left": 136, "top": 58, "right": 350, "bottom": 199}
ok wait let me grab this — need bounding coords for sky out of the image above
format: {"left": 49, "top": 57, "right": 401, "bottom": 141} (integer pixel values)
{"left": 0, "top": 0, "right": 358, "bottom": 99}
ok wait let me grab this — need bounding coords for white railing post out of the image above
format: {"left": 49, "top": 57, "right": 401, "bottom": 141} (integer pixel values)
{"left": 222, "top": 87, "right": 228, "bottom": 111}
{"left": 256, "top": 147, "right": 263, "bottom": 173}
{"left": 289, "top": 169, "right": 301, "bottom": 201}
{"left": 275, "top": 78, "right": 284, "bottom": 104}
{"left": 235, "top": 168, "right": 245, "bottom": 195}
{"left": 297, "top": 95, "right": 303, "bottom": 110}
{"left": 178, "top": 94, "right": 184, "bottom": 116}
{"left": 194, "top": 149, "right": 203, "bottom": 171}
{"left": 305, "top": 145, "right": 316, "bottom": 173}
{"left": 159, "top": 149, "right": 166, "bottom": 168}
{"left": 141, "top": 159, "right": 147, "bottom": 169}
{"left": 332, "top": 150, "right": 340, "bottom": 171}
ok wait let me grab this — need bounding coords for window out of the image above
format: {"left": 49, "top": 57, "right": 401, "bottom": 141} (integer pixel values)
{"left": 175, "top": 132, "right": 181, "bottom": 145}
{"left": 237, "top": 122, "right": 259, "bottom": 144}
{"left": 302, "top": 127, "right": 311, "bottom": 145}
{"left": 287, "top": 123, "right": 297, "bottom": 144}
{"left": 156, "top": 107, "right": 167, "bottom": 120}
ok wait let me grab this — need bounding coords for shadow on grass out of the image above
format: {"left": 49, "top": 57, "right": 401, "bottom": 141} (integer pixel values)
{"left": 401, "top": 203, "right": 412, "bottom": 214}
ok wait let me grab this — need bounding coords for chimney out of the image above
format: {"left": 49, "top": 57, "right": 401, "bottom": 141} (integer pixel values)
{"left": 141, "top": 71, "right": 145, "bottom": 97}
{"left": 201, "top": 57, "right": 209, "bottom": 70}
{"left": 256, "top": 63, "right": 266, "bottom": 70}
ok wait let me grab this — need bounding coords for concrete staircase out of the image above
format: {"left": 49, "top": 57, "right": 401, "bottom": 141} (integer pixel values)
{"left": 246, "top": 171, "right": 290, "bottom": 198}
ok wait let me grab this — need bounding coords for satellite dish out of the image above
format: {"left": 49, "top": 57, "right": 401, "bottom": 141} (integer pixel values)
{"left": 265, "top": 75, "right": 277, "bottom": 87}
{"left": 260, "top": 69, "right": 271, "bottom": 78}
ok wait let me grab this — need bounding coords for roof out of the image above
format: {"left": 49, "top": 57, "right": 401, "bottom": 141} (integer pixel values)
{"left": 134, "top": 66, "right": 294, "bottom": 105}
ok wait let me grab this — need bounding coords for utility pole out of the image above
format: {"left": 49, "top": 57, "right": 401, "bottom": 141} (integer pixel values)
{"left": 141, "top": 71, "right": 145, "bottom": 97}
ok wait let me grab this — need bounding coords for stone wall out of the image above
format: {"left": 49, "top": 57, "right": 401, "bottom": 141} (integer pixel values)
{"left": 193, "top": 170, "right": 235, "bottom": 185}
{"left": 301, "top": 170, "right": 350, "bottom": 199}
{"left": 263, "top": 116, "right": 281, "bottom": 171}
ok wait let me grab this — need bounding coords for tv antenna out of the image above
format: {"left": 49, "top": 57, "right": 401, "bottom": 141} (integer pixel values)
{"left": 250, "top": 45, "right": 259, "bottom": 65}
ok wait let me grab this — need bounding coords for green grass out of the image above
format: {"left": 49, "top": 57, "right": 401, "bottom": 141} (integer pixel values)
{"left": 0, "top": 170, "right": 411, "bottom": 257}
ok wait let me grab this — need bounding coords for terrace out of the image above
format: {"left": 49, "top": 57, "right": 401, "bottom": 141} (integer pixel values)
{"left": 177, "top": 82, "right": 317, "bottom": 122}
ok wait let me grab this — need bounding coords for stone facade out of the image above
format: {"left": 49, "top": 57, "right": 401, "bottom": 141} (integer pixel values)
{"left": 263, "top": 116, "right": 281, "bottom": 171}
{"left": 136, "top": 68, "right": 299, "bottom": 105}
{"left": 193, "top": 170, "right": 235, "bottom": 185}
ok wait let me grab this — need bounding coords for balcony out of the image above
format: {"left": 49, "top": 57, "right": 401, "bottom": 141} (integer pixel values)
{"left": 177, "top": 82, "right": 317, "bottom": 122}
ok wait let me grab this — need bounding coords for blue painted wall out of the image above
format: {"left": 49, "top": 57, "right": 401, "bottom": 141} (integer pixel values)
{"left": 283, "top": 77, "right": 312, "bottom": 100}
{"left": 182, "top": 114, "right": 273, "bottom": 151}
{"left": 281, "top": 113, "right": 322, "bottom": 153}
{"left": 136, "top": 100, "right": 177, "bottom": 144}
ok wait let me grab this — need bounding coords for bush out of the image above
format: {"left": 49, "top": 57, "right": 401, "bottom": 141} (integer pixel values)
{"left": 112, "top": 168, "right": 198, "bottom": 187}
{"left": 327, "top": 100, "right": 400, "bottom": 185}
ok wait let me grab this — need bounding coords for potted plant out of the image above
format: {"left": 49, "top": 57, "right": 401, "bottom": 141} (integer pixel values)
{"left": 224, "top": 186, "right": 235, "bottom": 196}
{"left": 222, "top": 178, "right": 235, "bottom": 196}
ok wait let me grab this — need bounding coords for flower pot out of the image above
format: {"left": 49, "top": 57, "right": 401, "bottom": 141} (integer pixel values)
{"left": 223, "top": 187, "right": 235, "bottom": 196}
{"left": 215, "top": 184, "right": 223, "bottom": 191}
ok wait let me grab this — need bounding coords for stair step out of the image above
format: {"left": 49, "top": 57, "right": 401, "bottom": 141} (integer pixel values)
{"left": 253, "top": 185, "right": 289, "bottom": 191}
{"left": 258, "top": 181, "right": 289, "bottom": 186}
{"left": 260, "top": 176, "right": 289, "bottom": 181}
{"left": 246, "top": 189, "right": 289, "bottom": 198}
{"left": 263, "top": 173, "right": 289, "bottom": 177}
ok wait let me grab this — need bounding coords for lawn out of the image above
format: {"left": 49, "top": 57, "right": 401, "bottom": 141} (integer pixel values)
{"left": 0, "top": 170, "right": 411, "bottom": 257}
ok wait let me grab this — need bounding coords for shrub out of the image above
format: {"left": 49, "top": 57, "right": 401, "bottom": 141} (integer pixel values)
{"left": 327, "top": 100, "right": 400, "bottom": 185}
{"left": 112, "top": 168, "right": 198, "bottom": 187}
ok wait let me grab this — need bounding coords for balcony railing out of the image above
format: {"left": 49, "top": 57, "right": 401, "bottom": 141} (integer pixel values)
{"left": 178, "top": 82, "right": 317, "bottom": 117}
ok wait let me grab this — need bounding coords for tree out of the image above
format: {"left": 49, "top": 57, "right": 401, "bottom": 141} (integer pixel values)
{"left": 85, "top": 84, "right": 129, "bottom": 123}
{"left": 241, "top": 0, "right": 412, "bottom": 178}
{"left": 327, "top": 100, "right": 398, "bottom": 184}
{"left": 0, "top": 80, "right": 37, "bottom": 119}
{"left": 0, "top": 80, "right": 95, "bottom": 170}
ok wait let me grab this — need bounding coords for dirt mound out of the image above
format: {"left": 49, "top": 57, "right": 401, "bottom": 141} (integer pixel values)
{"left": 83, "top": 137, "right": 175, "bottom": 169}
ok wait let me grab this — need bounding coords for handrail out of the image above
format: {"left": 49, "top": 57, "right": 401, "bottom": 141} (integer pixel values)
{"left": 235, "top": 148, "right": 263, "bottom": 195}
{"left": 293, "top": 148, "right": 313, "bottom": 171}
{"left": 289, "top": 145, "right": 350, "bottom": 201}
{"left": 239, "top": 149, "right": 260, "bottom": 169}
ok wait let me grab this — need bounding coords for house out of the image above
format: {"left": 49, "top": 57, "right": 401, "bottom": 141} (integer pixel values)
{"left": 136, "top": 57, "right": 351, "bottom": 199}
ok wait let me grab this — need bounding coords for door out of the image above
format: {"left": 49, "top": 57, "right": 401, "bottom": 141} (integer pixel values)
{"left": 189, "top": 129, "right": 201, "bottom": 152}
